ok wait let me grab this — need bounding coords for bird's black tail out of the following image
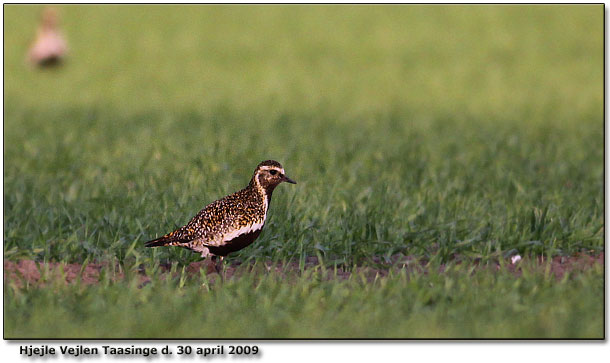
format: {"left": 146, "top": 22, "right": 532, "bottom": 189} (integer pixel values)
{"left": 144, "top": 235, "right": 171, "bottom": 248}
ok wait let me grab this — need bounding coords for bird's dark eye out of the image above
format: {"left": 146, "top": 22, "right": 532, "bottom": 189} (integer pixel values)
{"left": 269, "top": 170, "right": 278, "bottom": 176}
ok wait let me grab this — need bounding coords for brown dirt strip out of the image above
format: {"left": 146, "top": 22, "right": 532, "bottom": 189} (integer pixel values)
{"left": 4, "top": 253, "right": 604, "bottom": 288}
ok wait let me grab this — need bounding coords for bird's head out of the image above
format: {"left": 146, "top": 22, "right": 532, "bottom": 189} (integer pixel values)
{"left": 251, "top": 160, "right": 296, "bottom": 193}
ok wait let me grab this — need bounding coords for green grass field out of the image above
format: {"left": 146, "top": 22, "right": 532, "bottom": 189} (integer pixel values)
{"left": 4, "top": 261, "right": 604, "bottom": 339}
{"left": 3, "top": 5, "right": 604, "bottom": 338}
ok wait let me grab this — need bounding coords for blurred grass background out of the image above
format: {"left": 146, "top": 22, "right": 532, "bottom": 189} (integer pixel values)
{"left": 4, "top": 5, "right": 602, "bottom": 119}
{"left": 3, "top": 5, "right": 604, "bottom": 338}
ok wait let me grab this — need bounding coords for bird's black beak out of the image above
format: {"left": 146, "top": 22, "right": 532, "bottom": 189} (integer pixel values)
{"left": 283, "top": 175, "right": 297, "bottom": 184}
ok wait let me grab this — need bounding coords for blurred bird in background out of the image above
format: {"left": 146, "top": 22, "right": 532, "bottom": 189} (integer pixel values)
{"left": 27, "top": 7, "right": 67, "bottom": 67}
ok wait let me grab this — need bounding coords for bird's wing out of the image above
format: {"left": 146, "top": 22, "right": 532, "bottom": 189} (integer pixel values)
{"left": 144, "top": 190, "right": 261, "bottom": 249}
{"left": 143, "top": 202, "right": 222, "bottom": 248}
{"left": 144, "top": 198, "right": 237, "bottom": 247}
{"left": 197, "top": 195, "right": 265, "bottom": 248}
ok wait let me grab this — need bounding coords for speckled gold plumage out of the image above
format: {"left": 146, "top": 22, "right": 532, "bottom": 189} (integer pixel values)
{"left": 145, "top": 160, "right": 296, "bottom": 266}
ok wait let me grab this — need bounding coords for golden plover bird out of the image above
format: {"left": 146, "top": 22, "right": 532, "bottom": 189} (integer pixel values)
{"left": 145, "top": 160, "right": 296, "bottom": 273}
{"left": 27, "top": 7, "right": 67, "bottom": 67}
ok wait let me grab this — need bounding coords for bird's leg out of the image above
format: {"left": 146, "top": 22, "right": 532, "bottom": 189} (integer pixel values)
{"left": 215, "top": 256, "right": 224, "bottom": 274}
{"left": 211, "top": 256, "right": 225, "bottom": 283}
{"left": 200, "top": 248, "right": 215, "bottom": 275}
